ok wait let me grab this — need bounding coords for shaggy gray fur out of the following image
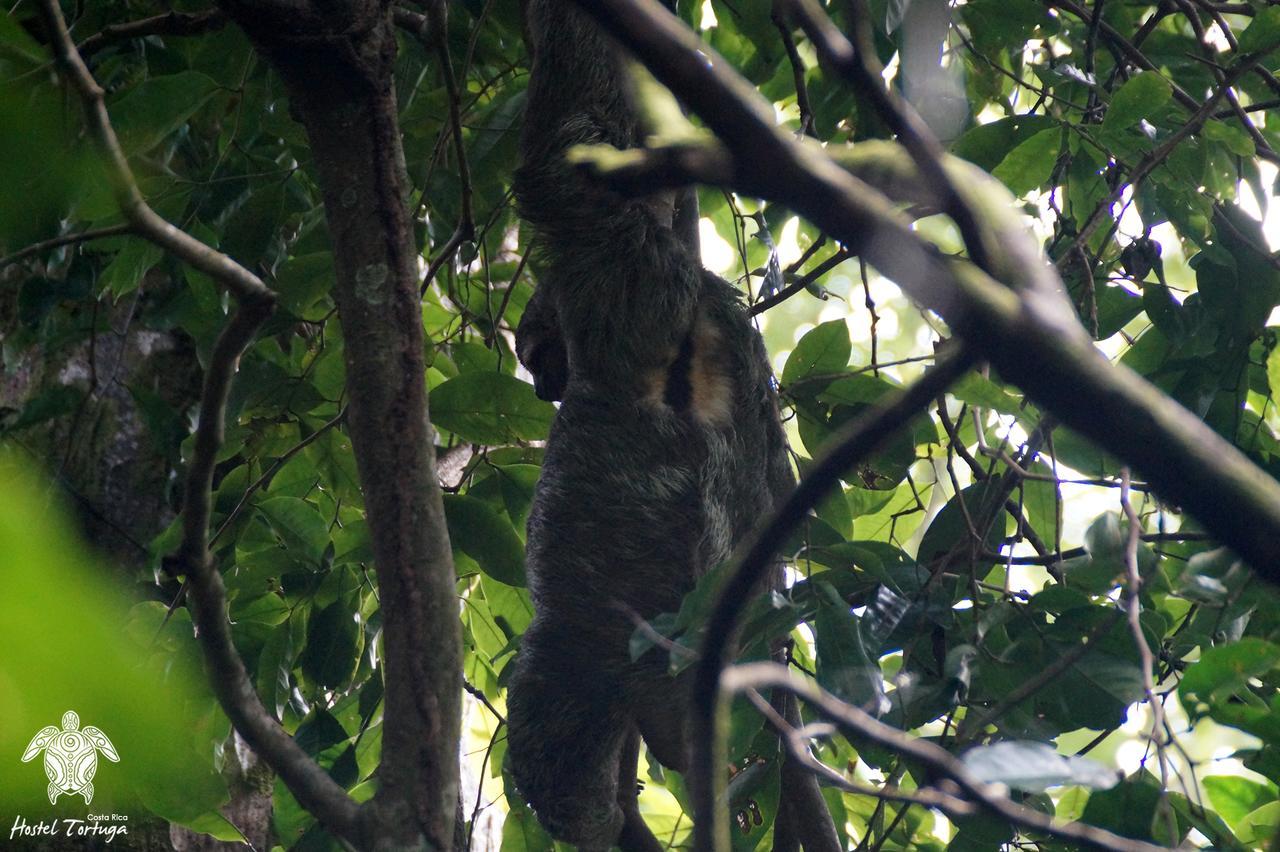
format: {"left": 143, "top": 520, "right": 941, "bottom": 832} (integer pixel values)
{"left": 506, "top": 4, "right": 817, "bottom": 850}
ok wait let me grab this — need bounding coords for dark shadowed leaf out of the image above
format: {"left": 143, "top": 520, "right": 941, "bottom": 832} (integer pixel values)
{"left": 295, "top": 709, "right": 350, "bottom": 756}
{"left": 444, "top": 494, "right": 526, "bottom": 586}
{"left": 299, "top": 598, "right": 363, "bottom": 690}
{"left": 257, "top": 496, "right": 331, "bottom": 563}
{"left": 110, "top": 71, "right": 220, "bottom": 154}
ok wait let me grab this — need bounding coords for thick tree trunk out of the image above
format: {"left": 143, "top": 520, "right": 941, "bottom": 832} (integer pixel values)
{"left": 217, "top": 3, "right": 462, "bottom": 847}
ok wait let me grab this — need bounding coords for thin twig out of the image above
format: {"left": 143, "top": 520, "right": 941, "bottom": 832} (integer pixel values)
{"left": 770, "top": 2, "right": 814, "bottom": 137}
{"left": 417, "top": 0, "right": 476, "bottom": 295}
{"left": 1120, "top": 468, "right": 1178, "bottom": 842}
{"left": 463, "top": 677, "right": 507, "bottom": 725}
{"left": 750, "top": 248, "right": 850, "bottom": 315}
{"left": 0, "top": 224, "right": 131, "bottom": 270}
{"left": 743, "top": 688, "right": 977, "bottom": 816}
{"left": 465, "top": 720, "right": 506, "bottom": 852}
{"left": 980, "top": 529, "right": 1210, "bottom": 565}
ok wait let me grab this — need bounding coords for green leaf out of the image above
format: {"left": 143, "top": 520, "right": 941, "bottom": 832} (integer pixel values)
{"left": 1102, "top": 72, "right": 1173, "bottom": 133}
{"left": 494, "top": 464, "right": 541, "bottom": 531}
{"left": 0, "top": 11, "right": 45, "bottom": 66}
{"left": 444, "top": 494, "right": 526, "bottom": 586}
{"left": 1180, "top": 638, "right": 1280, "bottom": 711}
{"left": 274, "top": 252, "right": 335, "bottom": 317}
{"left": 99, "top": 239, "right": 164, "bottom": 298}
{"left": 169, "top": 811, "right": 247, "bottom": 843}
{"left": 950, "top": 115, "right": 1057, "bottom": 172}
{"left": 950, "top": 374, "right": 1031, "bottom": 422}
{"left": 1204, "top": 775, "right": 1277, "bottom": 826}
{"left": 230, "top": 594, "right": 290, "bottom": 627}
{"left": 1019, "top": 462, "right": 1060, "bottom": 541}
{"left": 298, "top": 597, "right": 363, "bottom": 690}
{"left": 501, "top": 798, "right": 555, "bottom": 852}
{"left": 0, "top": 455, "right": 225, "bottom": 818}
{"left": 110, "top": 71, "right": 221, "bottom": 154}
{"left": 1237, "top": 801, "right": 1280, "bottom": 845}
{"left": 430, "top": 372, "right": 555, "bottom": 445}
{"left": 814, "top": 598, "right": 886, "bottom": 712}
{"left": 818, "top": 373, "right": 899, "bottom": 407}
{"left": 1203, "top": 120, "right": 1256, "bottom": 157}
{"left": 257, "top": 496, "right": 331, "bottom": 563}
{"left": 782, "top": 319, "right": 852, "bottom": 386}
{"left": 1239, "top": 7, "right": 1280, "bottom": 55}
{"left": 916, "top": 480, "right": 1009, "bottom": 567}
{"left": 3, "top": 385, "right": 85, "bottom": 433}
{"left": 1268, "top": 344, "right": 1280, "bottom": 402}
{"left": 256, "top": 625, "right": 293, "bottom": 719}
{"left": 991, "top": 128, "right": 1060, "bottom": 196}
{"left": 1080, "top": 773, "right": 1163, "bottom": 842}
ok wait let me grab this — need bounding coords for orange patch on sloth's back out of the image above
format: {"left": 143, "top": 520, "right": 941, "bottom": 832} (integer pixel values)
{"left": 641, "top": 313, "right": 734, "bottom": 427}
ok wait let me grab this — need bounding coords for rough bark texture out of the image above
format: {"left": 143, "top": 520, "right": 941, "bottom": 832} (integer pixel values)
{"left": 217, "top": 4, "right": 461, "bottom": 848}
{"left": 0, "top": 270, "right": 276, "bottom": 850}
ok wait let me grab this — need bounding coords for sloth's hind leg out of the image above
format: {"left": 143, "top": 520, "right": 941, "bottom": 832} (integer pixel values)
{"left": 507, "top": 632, "right": 629, "bottom": 850}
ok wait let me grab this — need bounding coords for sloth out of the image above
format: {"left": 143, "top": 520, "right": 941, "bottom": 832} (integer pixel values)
{"left": 505, "top": 3, "right": 838, "bottom": 851}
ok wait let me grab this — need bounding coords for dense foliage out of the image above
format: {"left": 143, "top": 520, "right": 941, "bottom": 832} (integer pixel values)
{"left": 6, "top": 0, "right": 1280, "bottom": 849}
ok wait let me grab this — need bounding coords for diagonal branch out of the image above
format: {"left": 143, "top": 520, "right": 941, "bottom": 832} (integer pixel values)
{"left": 687, "top": 346, "right": 977, "bottom": 851}
{"left": 36, "top": 0, "right": 360, "bottom": 842}
{"left": 39, "top": 0, "right": 270, "bottom": 305}
{"left": 571, "top": 0, "right": 1280, "bottom": 585}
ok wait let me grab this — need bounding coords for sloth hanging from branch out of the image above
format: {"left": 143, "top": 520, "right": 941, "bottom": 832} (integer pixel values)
{"left": 506, "top": 2, "right": 841, "bottom": 850}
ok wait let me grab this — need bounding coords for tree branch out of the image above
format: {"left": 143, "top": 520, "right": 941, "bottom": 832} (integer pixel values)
{"left": 750, "top": 247, "right": 850, "bottom": 316}
{"left": 215, "top": 1, "right": 463, "bottom": 844}
{"left": 727, "top": 663, "right": 1166, "bottom": 852}
{"left": 39, "top": 1, "right": 271, "bottom": 305}
{"left": 76, "top": 8, "right": 227, "bottom": 57}
{"left": 745, "top": 689, "right": 978, "bottom": 817}
{"left": 177, "top": 304, "right": 360, "bottom": 841}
